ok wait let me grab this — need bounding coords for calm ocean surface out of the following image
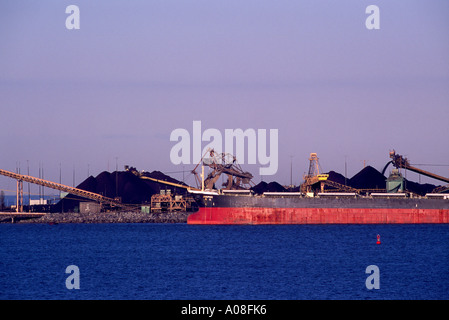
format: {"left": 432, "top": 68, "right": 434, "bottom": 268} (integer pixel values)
{"left": 0, "top": 223, "right": 448, "bottom": 300}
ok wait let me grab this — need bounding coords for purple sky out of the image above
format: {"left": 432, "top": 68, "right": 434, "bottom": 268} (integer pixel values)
{"left": 1, "top": 0, "right": 449, "bottom": 194}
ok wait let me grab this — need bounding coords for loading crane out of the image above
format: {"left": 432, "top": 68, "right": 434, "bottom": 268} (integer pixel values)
{"left": 300, "top": 153, "right": 329, "bottom": 194}
{"left": 383, "top": 150, "right": 449, "bottom": 192}
{"left": 0, "top": 168, "right": 132, "bottom": 212}
{"left": 192, "top": 149, "right": 254, "bottom": 190}
{"left": 125, "top": 165, "right": 200, "bottom": 191}
{"left": 299, "top": 153, "right": 384, "bottom": 195}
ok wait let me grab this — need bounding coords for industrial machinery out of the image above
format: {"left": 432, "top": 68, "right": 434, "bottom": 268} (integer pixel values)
{"left": 191, "top": 149, "right": 254, "bottom": 190}
{"left": 300, "top": 153, "right": 329, "bottom": 194}
{"left": 125, "top": 166, "right": 197, "bottom": 213}
{"left": 125, "top": 165, "right": 199, "bottom": 191}
{"left": 149, "top": 190, "right": 195, "bottom": 213}
{"left": 386, "top": 168, "right": 405, "bottom": 193}
{"left": 300, "top": 153, "right": 384, "bottom": 195}
{"left": 0, "top": 168, "right": 132, "bottom": 212}
{"left": 383, "top": 150, "right": 449, "bottom": 193}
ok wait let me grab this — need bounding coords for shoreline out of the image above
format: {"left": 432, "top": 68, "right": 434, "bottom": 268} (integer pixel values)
{"left": 0, "top": 211, "right": 190, "bottom": 224}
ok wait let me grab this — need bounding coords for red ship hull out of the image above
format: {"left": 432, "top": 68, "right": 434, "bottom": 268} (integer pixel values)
{"left": 187, "top": 207, "right": 449, "bottom": 225}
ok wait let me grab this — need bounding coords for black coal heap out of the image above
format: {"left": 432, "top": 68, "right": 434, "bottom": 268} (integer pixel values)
{"left": 348, "top": 166, "right": 386, "bottom": 190}
{"left": 53, "top": 170, "right": 187, "bottom": 212}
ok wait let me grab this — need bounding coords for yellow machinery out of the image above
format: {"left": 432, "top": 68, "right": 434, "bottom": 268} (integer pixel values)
{"left": 301, "top": 153, "right": 329, "bottom": 194}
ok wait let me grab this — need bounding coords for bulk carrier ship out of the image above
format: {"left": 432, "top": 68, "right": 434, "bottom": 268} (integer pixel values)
{"left": 187, "top": 151, "right": 449, "bottom": 225}
{"left": 187, "top": 191, "right": 449, "bottom": 224}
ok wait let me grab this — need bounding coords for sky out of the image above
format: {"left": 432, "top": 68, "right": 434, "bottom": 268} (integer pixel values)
{"left": 1, "top": 0, "right": 449, "bottom": 194}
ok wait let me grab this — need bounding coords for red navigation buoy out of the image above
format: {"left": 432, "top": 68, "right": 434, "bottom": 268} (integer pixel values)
{"left": 376, "top": 234, "right": 381, "bottom": 245}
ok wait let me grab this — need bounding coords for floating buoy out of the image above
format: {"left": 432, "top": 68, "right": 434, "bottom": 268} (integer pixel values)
{"left": 376, "top": 234, "right": 381, "bottom": 245}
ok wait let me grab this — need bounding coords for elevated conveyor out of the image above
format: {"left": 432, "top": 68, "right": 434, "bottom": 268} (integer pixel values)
{"left": 0, "top": 168, "right": 131, "bottom": 211}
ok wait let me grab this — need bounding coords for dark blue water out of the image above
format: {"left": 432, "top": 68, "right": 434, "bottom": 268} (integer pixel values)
{"left": 0, "top": 224, "right": 448, "bottom": 300}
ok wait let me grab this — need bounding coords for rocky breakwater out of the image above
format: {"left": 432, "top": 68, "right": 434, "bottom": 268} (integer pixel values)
{"left": 5, "top": 211, "right": 189, "bottom": 224}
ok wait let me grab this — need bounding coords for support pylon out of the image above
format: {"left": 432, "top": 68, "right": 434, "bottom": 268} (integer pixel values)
{"left": 16, "top": 180, "right": 23, "bottom": 213}
{"left": 301, "top": 153, "right": 328, "bottom": 194}
{"left": 307, "top": 153, "right": 322, "bottom": 177}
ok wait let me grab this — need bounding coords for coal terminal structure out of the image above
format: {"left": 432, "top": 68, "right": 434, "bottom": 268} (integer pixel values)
{"left": 1, "top": 150, "right": 448, "bottom": 224}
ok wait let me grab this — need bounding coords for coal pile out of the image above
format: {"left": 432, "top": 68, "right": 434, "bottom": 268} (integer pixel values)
{"left": 251, "top": 181, "right": 286, "bottom": 194}
{"left": 345, "top": 166, "right": 438, "bottom": 195}
{"left": 403, "top": 180, "right": 436, "bottom": 195}
{"left": 327, "top": 170, "right": 347, "bottom": 185}
{"left": 53, "top": 170, "right": 186, "bottom": 213}
{"left": 250, "top": 181, "right": 268, "bottom": 194}
{"left": 349, "top": 166, "right": 387, "bottom": 190}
